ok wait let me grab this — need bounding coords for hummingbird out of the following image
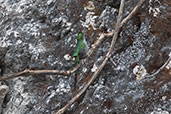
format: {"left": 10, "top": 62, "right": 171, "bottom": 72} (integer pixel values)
{"left": 73, "top": 32, "right": 89, "bottom": 90}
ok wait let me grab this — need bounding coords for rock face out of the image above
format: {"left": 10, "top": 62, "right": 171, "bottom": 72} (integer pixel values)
{"left": 0, "top": 85, "right": 9, "bottom": 114}
{"left": 0, "top": 0, "right": 170, "bottom": 114}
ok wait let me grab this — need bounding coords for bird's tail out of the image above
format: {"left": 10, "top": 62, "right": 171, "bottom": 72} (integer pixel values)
{"left": 74, "top": 71, "right": 78, "bottom": 91}
{"left": 74, "top": 56, "right": 79, "bottom": 91}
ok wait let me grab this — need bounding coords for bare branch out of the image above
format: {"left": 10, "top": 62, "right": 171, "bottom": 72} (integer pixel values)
{"left": 120, "top": 0, "right": 146, "bottom": 28}
{"left": 0, "top": 69, "right": 72, "bottom": 81}
{"left": 147, "top": 56, "right": 171, "bottom": 77}
{"left": 110, "top": 57, "right": 117, "bottom": 67}
{"left": 134, "top": 55, "right": 171, "bottom": 82}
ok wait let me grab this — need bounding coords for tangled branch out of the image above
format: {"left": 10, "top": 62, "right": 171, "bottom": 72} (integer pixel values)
{"left": 55, "top": 0, "right": 147, "bottom": 114}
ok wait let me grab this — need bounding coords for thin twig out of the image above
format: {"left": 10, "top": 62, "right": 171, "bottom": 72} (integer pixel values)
{"left": 55, "top": 0, "right": 147, "bottom": 113}
{"left": 0, "top": 69, "right": 73, "bottom": 81}
{"left": 147, "top": 56, "right": 171, "bottom": 77}
{"left": 120, "top": 0, "right": 146, "bottom": 28}
{"left": 55, "top": 0, "right": 126, "bottom": 114}
{"left": 110, "top": 57, "right": 117, "bottom": 67}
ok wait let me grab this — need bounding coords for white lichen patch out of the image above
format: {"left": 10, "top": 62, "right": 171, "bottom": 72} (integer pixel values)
{"left": 16, "top": 39, "right": 23, "bottom": 45}
{"left": 46, "top": 55, "right": 62, "bottom": 67}
{"left": 133, "top": 64, "right": 148, "bottom": 82}
{"left": 6, "top": 77, "right": 36, "bottom": 114}
{"left": 62, "top": 18, "right": 72, "bottom": 28}
{"left": 93, "top": 84, "right": 105, "bottom": 101}
{"left": 55, "top": 78, "right": 71, "bottom": 93}
{"left": 52, "top": 16, "right": 72, "bottom": 28}
{"left": 115, "top": 65, "right": 126, "bottom": 71}
{"left": 64, "top": 36, "right": 72, "bottom": 45}
{"left": 91, "top": 56, "right": 104, "bottom": 72}
{"left": 82, "top": 67, "right": 87, "bottom": 73}
{"left": 13, "top": 31, "right": 20, "bottom": 38}
{"left": 29, "top": 43, "right": 46, "bottom": 54}
{"left": 28, "top": 43, "right": 46, "bottom": 60}
{"left": 22, "top": 22, "right": 41, "bottom": 37}
{"left": 149, "top": 0, "right": 161, "bottom": 17}
{"left": 15, "top": 0, "right": 29, "bottom": 13}
{"left": 0, "top": 30, "right": 21, "bottom": 47}
{"left": 0, "top": 0, "right": 34, "bottom": 13}
{"left": 162, "top": 96, "right": 166, "bottom": 101}
{"left": 45, "top": 90, "right": 56, "bottom": 104}
{"left": 99, "top": 6, "right": 118, "bottom": 18}
{"left": 149, "top": 7, "right": 160, "bottom": 17}
{"left": 47, "top": 0, "right": 53, "bottom": 5}
{"left": 13, "top": 78, "right": 27, "bottom": 93}
{"left": 91, "top": 64, "right": 98, "bottom": 72}
{"left": 80, "top": 12, "right": 98, "bottom": 30}
{"left": 45, "top": 78, "right": 71, "bottom": 106}
{"left": 64, "top": 54, "right": 71, "bottom": 61}
{"left": 0, "top": 37, "right": 13, "bottom": 48}
{"left": 150, "top": 109, "right": 169, "bottom": 114}
{"left": 85, "top": 1, "right": 95, "bottom": 11}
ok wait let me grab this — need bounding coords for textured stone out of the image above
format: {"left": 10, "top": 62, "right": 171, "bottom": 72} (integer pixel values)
{"left": 0, "top": 0, "right": 170, "bottom": 114}
{"left": 0, "top": 85, "right": 9, "bottom": 114}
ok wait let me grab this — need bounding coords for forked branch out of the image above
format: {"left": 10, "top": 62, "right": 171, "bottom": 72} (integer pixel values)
{"left": 55, "top": 0, "right": 125, "bottom": 113}
{"left": 55, "top": 0, "right": 146, "bottom": 113}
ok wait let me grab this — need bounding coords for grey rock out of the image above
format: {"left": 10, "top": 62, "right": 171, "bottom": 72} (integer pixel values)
{"left": 0, "top": 85, "right": 9, "bottom": 114}
{"left": 0, "top": 0, "right": 170, "bottom": 114}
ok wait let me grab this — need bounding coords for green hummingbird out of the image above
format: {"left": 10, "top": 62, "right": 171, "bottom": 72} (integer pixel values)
{"left": 73, "top": 32, "right": 89, "bottom": 90}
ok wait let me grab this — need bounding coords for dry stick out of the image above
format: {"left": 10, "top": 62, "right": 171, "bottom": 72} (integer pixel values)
{"left": 55, "top": 0, "right": 125, "bottom": 114}
{"left": 119, "top": 0, "right": 146, "bottom": 28}
{"left": 110, "top": 57, "right": 117, "bottom": 67}
{"left": 147, "top": 56, "right": 171, "bottom": 77}
{"left": 55, "top": 0, "right": 146, "bottom": 113}
{"left": 0, "top": 31, "right": 114, "bottom": 81}
{"left": 0, "top": 69, "right": 75, "bottom": 81}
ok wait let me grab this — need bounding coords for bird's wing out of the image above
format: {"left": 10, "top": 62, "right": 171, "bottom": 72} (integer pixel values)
{"left": 73, "top": 46, "right": 79, "bottom": 57}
